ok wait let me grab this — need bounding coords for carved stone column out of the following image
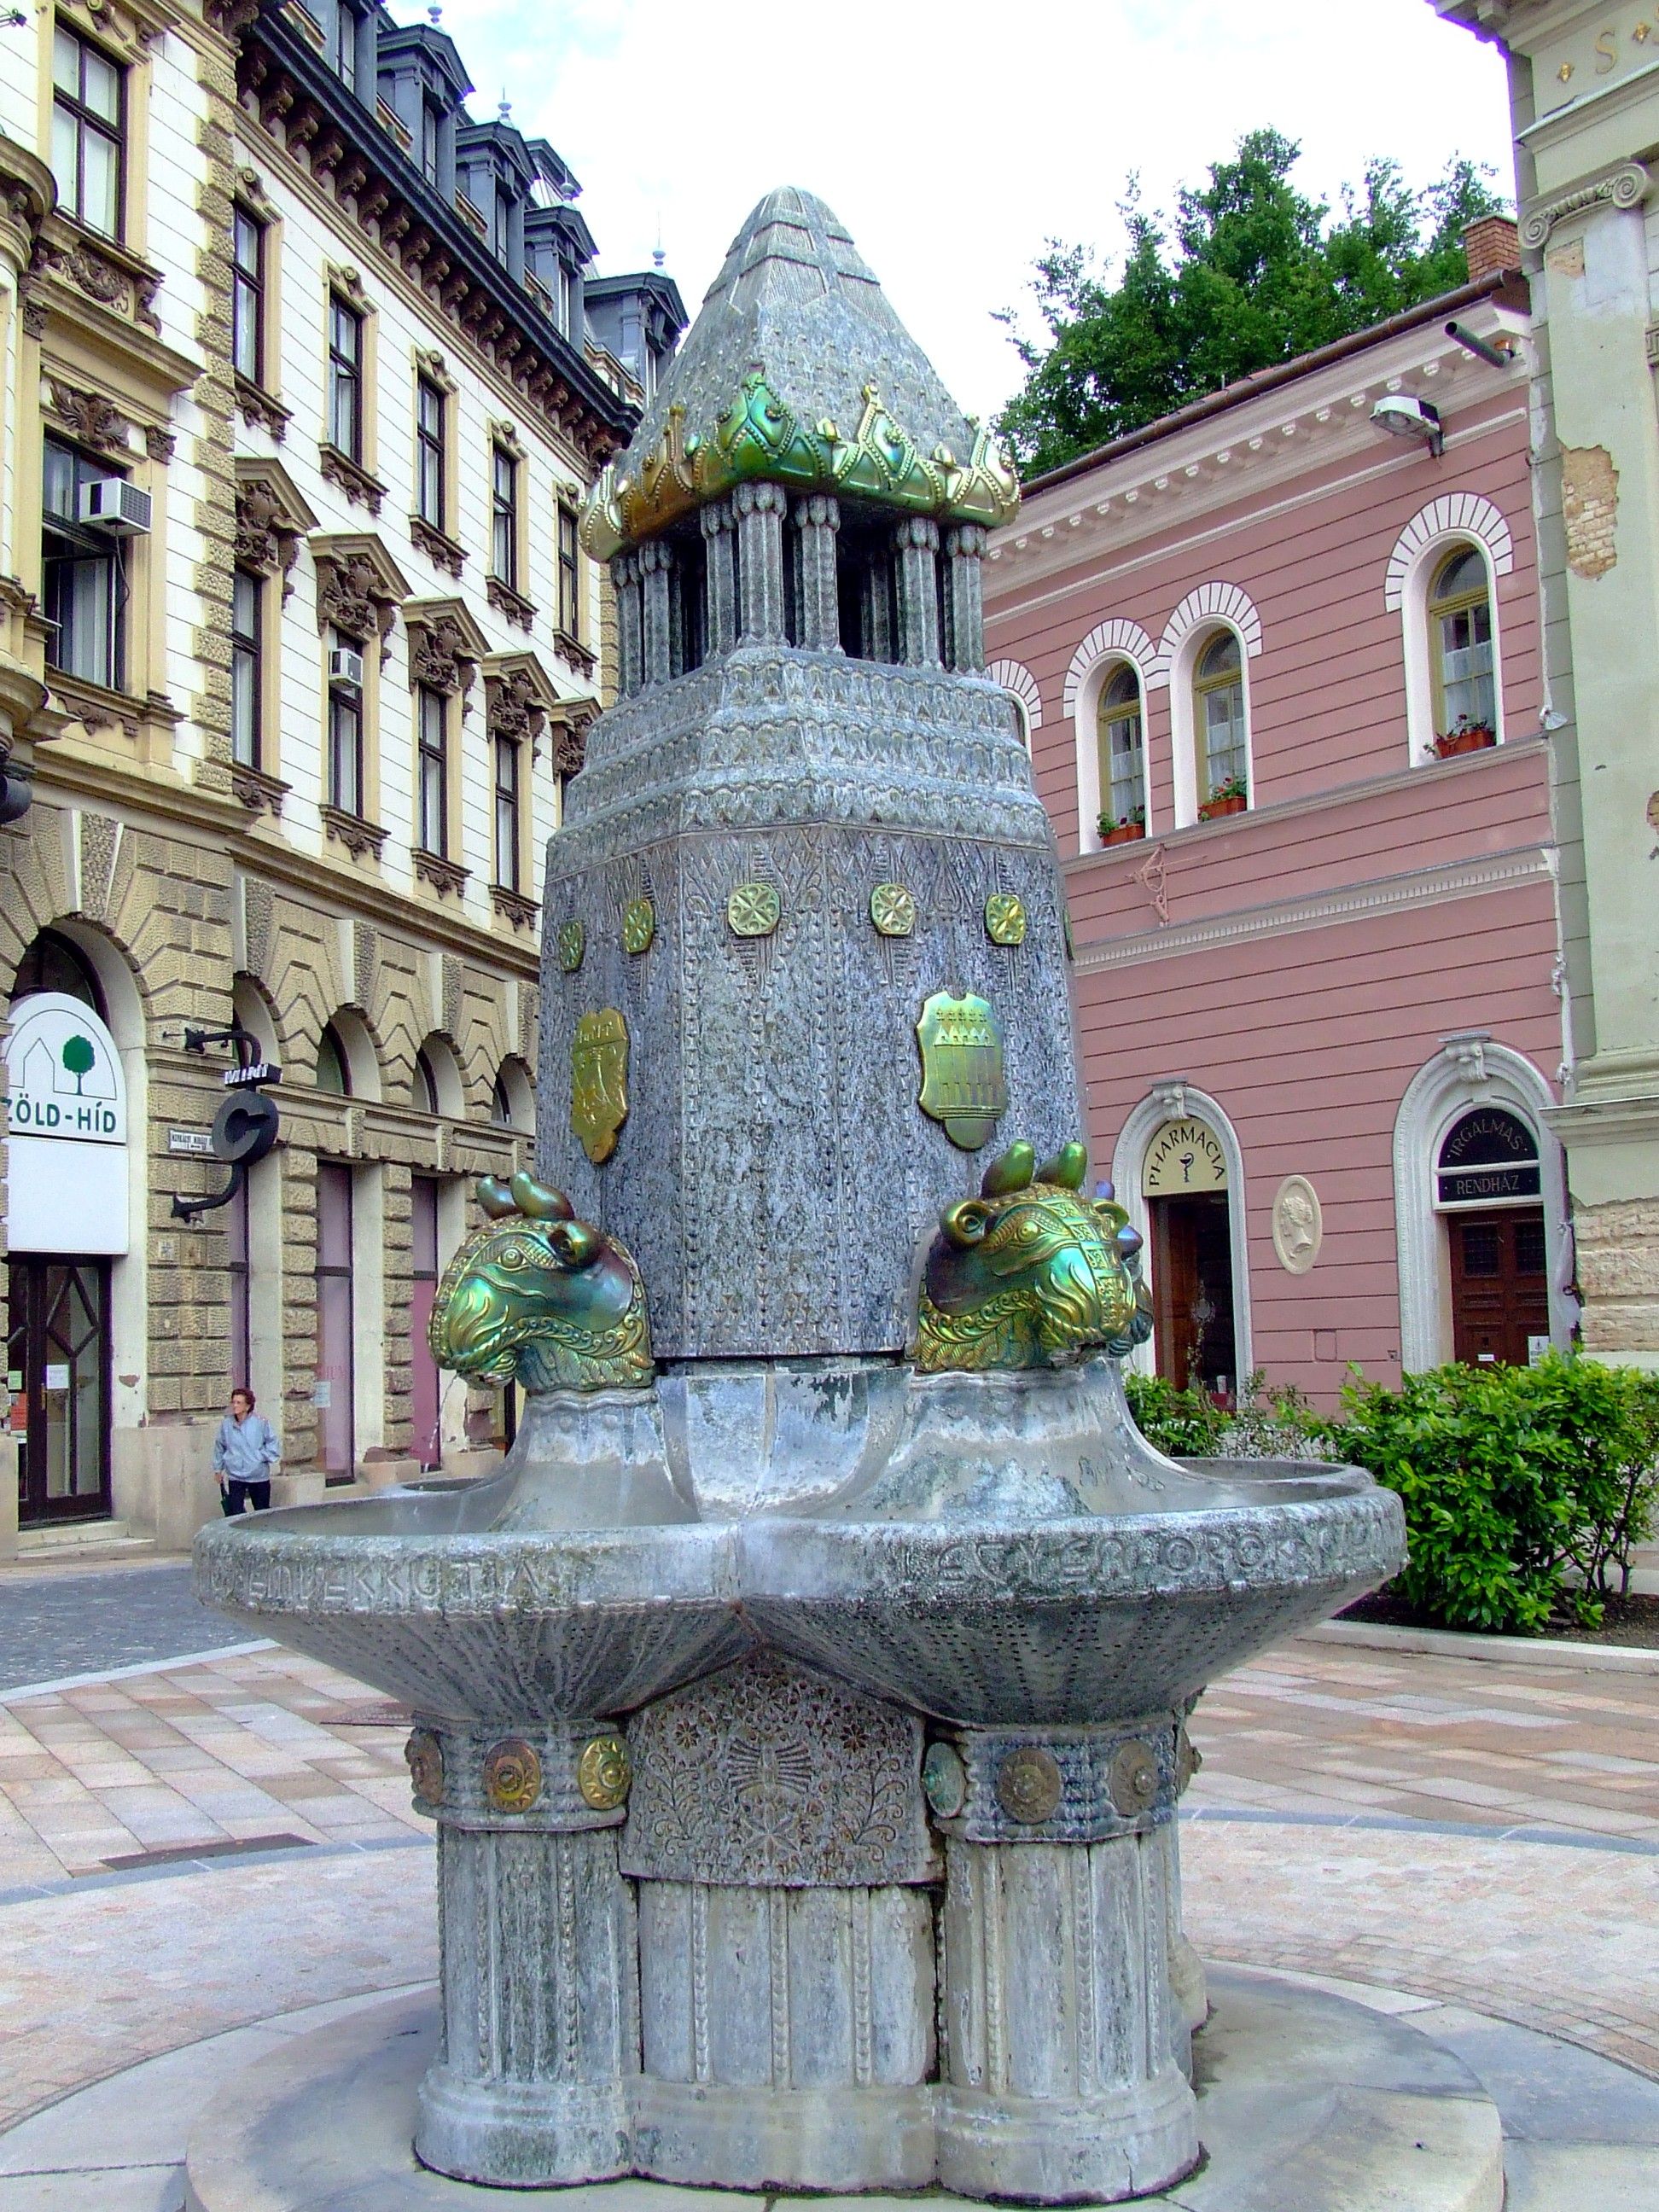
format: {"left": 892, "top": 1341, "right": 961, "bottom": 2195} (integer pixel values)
{"left": 943, "top": 523, "right": 987, "bottom": 673}
{"left": 892, "top": 516, "right": 941, "bottom": 667}
{"left": 623, "top": 1654, "right": 939, "bottom": 2191}
{"left": 792, "top": 493, "right": 842, "bottom": 652}
{"left": 611, "top": 552, "right": 643, "bottom": 697}
{"left": 929, "top": 1718, "right": 1199, "bottom": 2203}
{"left": 409, "top": 1719, "right": 638, "bottom": 2188}
{"left": 735, "top": 480, "right": 788, "bottom": 643}
{"left": 639, "top": 538, "right": 674, "bottom": 688}
{"left": 701, "top": 498, "right": 738, "bottom": 657}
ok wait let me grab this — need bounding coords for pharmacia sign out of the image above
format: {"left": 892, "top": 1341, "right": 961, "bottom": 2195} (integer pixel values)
{"left": 4, "top": 992, "right": 130, "bottom": 1254}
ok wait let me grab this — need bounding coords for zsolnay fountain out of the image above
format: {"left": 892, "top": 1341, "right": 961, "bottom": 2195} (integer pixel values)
{"left": 191, "top": 192, "right": 1503, "bottom": 2212}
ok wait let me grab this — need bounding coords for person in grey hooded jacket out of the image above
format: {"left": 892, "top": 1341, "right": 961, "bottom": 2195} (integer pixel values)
{"left": 214, "top": 1388, "right": 280, "bottom": 1513}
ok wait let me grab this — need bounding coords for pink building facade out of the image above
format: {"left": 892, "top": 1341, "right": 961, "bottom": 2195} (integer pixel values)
{"left": 985, "top": 259, "right": 1575, "bottom": 1406}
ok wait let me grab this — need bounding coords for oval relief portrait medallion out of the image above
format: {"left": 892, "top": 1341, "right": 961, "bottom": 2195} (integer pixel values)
{"left": 1271, "top": 1174, "right": 1323, "bottom": 1275}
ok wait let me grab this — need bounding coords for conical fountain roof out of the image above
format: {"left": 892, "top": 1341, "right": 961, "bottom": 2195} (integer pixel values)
{"left": 585, "top": 188, "right": 1017, "bottom": 556}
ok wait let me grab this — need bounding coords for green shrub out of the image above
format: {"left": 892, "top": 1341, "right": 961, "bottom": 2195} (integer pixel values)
{"left": 1123, "top": 1372, "right": 1230, "bottom": 1458}
{"left": 1336, "top": 1354, "right": 1659, "bottom": 1633}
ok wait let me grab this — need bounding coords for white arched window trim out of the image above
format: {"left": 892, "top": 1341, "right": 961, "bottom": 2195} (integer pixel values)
{"left": 987, "top": 659, "right": 1042, "bottom": 754}
{"left": 1167, "top": 619, "right": 1255, "bottom": 830}
{"left": 1109, "top": 1083, "right": 1254, "bottom": 1384}
{"left": 1064, "top": 622, "right": 1161, "bottom": 853}
{"left": 1393, "top": 1039, "right": 1574, "bottom": 1372}
{"left": 1389, "top": 511, "right": 1509, "bottom": 765}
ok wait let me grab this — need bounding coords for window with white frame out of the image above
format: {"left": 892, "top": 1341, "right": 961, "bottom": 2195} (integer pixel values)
{"left": 416, "top": 374, "right": 446, "bottom": 532}
{"left": 1096, "top": 662, "right": 1145, "bottom": 833}
{"left": 1194, "top": 631, "right": 1248, "bottom": 808}
{"left": 491, "top": 444, "right": 519, "bottom": 588}
{"left": 1428, "top": 545, "right": 1496, "bottom": 746}
{"left": 493, "top": 734, "right": 521, "bottom": 890}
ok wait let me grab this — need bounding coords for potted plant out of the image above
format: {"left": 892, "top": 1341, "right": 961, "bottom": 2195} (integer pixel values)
{"left": 1197, "top": 773, "right": 1248, "bottom": 820}
{"left": 1434, "top": 715, "right": 1497, "bottom": 760}
{"left": 1097, "top": 805, "right": 1146, "bottom": 846}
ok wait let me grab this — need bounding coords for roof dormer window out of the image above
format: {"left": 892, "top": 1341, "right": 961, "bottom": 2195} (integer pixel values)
{"left": 331, "top": 0, "right": 356, "bottom": 92}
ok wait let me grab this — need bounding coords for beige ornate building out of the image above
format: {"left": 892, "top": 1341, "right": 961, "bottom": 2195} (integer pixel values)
{"left": 1436, "top": 1, "right": 1659, "bottom": 1370}
{"left": 0, "top": 0, "right": 681, "bottom": 1549}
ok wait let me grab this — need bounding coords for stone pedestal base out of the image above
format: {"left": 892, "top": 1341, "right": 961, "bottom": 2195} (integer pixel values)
{"left": 182, "top": 1970, "right": 1507, "bottom": 2212}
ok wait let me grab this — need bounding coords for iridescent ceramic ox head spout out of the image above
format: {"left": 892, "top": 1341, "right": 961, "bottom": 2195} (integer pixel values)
{"left": 428, "top": 1171, "right": 653, "bottom": 1394}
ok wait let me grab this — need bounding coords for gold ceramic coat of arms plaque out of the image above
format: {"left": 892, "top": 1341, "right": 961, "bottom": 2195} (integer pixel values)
{"left": 916, "top": 990, "right": 1009, "bottom": 1150}
{"left": 571, "top": 1008, "right": 629, "bottom": 1165}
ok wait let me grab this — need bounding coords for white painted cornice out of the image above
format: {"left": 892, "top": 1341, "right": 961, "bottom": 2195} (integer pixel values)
{"left": 990, "top": 299, "right": 1528, "bottom": 594}
{"left": 1073, "top": 846, "right": 1554, "bottom": 973}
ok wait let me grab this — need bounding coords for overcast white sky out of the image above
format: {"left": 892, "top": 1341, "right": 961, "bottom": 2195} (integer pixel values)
{"left": 423, "top": 0, "right": 1516, "bottom": 422}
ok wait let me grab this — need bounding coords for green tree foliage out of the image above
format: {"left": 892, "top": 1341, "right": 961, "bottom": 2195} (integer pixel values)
{"left": 997, "top": 130, "right": 1509, "bottom": 477}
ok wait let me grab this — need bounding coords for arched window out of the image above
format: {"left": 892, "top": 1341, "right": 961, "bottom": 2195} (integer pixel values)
{"left": 1096, "top": 662, "right": 1145, "bottom": 834}
{"left": 492, "top": 1057, "right": 534, "bottom": 1132}
{"left": 315, "top": 1022, "right": 351, "bottom": 1096}
{"left": 1428, "top": 544, "right": 1495, "bottom": 744}
{"left": 1193, "top": 631, "right": 1247, "bottom": 810}
{"left": 10, "top": 927, "right": 106, "bottom": 1017}
{"left": 416, "top": 1046, "right": 441, "bottom": 1115}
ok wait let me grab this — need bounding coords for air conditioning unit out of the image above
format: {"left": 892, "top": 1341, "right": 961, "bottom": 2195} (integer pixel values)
{"left": 79, "top": 478, "right": 152, "bottom": 535}
{"left": 328, "top": 646, "right": 365, "bottom": 691}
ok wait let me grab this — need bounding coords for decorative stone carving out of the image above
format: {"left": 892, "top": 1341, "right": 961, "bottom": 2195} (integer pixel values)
{"left": 1520, "top": 160, "right": 1651, "bottom": 249}
{"left": 550, "top": 701, "right": 596, "bottom": 778}
{"left": 621, "top": 1651, "right": 936, "bottom": 1887}
{"left": 492, "top": 884, "right": 539, "bottom": 930}
{"left": 1271, "top": 1174, "right": 1323, "bottom": 1275}
{"left": 318, "top": 443, "right": 386, "bottom": 515}
{"left": 47, "top": 380, "right": 132, "bottom": 453}
{"left": 413, "top": 848, "right": 468, "bottom": 898}
{"left": 235, "top": 376, "right": 291, "bottom": 442}
{"left": 428, "top": 1172, "right": 655, "bottom": 1393}
{"left": 406, "top": 609, "right": 478, "bottom": 701}
{"left": 319, "top": 803, "right": 387, "bottom": 861}
{"left": 235, "top": 474, "right": 309, "bottom": 597}
{"left": 486, "top": 664, "right": 548, "bottom": 748}
{"left": 313, "top": 543, "right": 404, "bottom": 653}
{"left": 409, "top": 514, "right": 464, "bottom": 577}
{"left": 231, "top": 763, "right": 288, "bottom": 817}
{"left": 486, "top": 574, "right": 536, "bottom": 630}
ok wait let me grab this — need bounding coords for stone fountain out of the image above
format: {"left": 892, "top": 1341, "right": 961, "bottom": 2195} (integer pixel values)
{"left": 195, "top": 189, "right": 1407, "bottom": 2206}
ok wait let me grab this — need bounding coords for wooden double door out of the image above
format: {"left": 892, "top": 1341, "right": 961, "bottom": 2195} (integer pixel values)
{"left": 1447, "top": 1208, "right": 1550, "bottom": 1368}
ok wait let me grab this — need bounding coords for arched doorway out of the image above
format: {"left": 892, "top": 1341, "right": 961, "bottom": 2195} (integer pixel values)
{"left": 1393, "top": 1039, "right": 1572, "bottom": 1371}
{"left": 1437, "top": 1106, "right": 1550, "bottom": 1367}
{"left": 6, "top": 929, "right": 120, "bottom": 1525}
{"left": 1143, "top": 1115, "right": 1239, "bottom": 1398}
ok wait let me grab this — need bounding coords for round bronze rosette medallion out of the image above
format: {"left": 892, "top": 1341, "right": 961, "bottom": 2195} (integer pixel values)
{"left": 1109, "top": 1738, "right": 1160, "bottom": 1818}
{"left": 984, "top": 893, "right": 1027, "bottom": 947}
{"left": 557, "top": 919, "right": 585, "bottom": 974}
{"left": 405, "top": 1728, "right": 445, "bottom": 1808}
{"left": 727, "top": 882, "right": 781, "bottom": 938}
{"left": 996, "top": 1744, "right": 1062, "bottom": 1825}
{"left": 577, "top": 1732, "right": 632, "bottom": 1811}
{"left": 869, "top": 882, "right": 916, "bottom": 938}
{"left": 1174, "top": 1722, "right": 1202, "bottom": 1797}
{"left": 622, "top": 898, "right": 655, "bottom": 955}
{"left": 482, "top": 1737, "right": 543, "bottom": 1815}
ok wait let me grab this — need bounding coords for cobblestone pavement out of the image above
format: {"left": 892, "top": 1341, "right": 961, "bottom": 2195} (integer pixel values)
{"left": 0, "top": 1627, "right": 1652, "bottom": 2147}
{"left": 0, "top": 1563, "right": 253, "bottom": 1694}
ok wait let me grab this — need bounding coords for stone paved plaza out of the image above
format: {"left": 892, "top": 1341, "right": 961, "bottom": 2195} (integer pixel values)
{"left": 0, "top": 1588, "right": 1655, "bottom": 2206}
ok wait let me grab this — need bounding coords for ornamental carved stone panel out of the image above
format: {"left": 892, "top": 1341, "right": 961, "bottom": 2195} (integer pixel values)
{"left": 620, "top": 1650, "right": 935, "bottom": 1887}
